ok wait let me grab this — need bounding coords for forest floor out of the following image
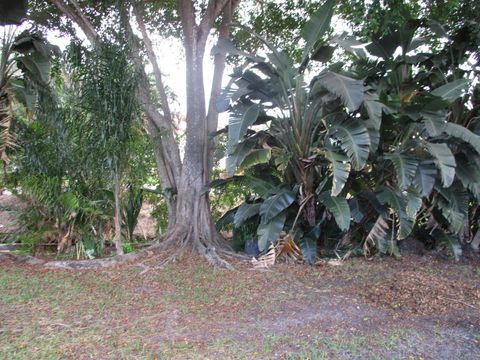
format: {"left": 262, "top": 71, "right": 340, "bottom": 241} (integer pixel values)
{"left": 0, "top": 253, "right": 479, "bottom": 359}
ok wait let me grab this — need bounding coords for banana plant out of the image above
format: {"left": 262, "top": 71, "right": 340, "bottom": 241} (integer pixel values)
{"left": 0, "top": 28, "right": 58, "bottom": 169}
{"left": 216, "top": 5, "right": 480, "bottom": 262}
{"left": 348, "top": 17, "right": 479, "bottom": 259}
{"left": 215, "top": 0, "right": 380, "bottom": 263}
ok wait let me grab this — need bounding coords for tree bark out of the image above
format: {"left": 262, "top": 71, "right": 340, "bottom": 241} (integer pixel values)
{"left": 113, "top": 170, "right": 124, "bottom": 255}
{"left": 161, "top": 0, "right": 238, "bottom": 267}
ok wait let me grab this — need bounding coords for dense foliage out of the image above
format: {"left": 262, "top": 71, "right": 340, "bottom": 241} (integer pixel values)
{"left": 0, "top": 27, "right": 159, "bottom": 258}
{"left": 215, "top": 0, "right": 480, "bottom": 262}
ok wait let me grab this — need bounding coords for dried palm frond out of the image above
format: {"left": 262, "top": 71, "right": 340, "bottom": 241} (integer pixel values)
{"left": 363, "top": 215, "right": 390, "bottom": 256}
{"left": 251, "top": 232, "right": 304, "bottom": 269}
{"left": 276, "top": 233, "right": 303, "bottom": 263}
{"left": 251, "top": 243, "right": 276, "bottom": 269}
{"left": 0, "top": 95, "right": 17, "bottom": 165}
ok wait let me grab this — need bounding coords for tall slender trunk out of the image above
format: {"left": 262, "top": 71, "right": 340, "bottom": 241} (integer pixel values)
{"left": 113, "top": 170, "right": 124, "bottom": 255}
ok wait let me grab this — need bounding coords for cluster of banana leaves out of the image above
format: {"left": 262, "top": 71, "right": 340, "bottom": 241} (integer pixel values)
{"left": 213, "top": 0, "right": 480, "bottom": 263}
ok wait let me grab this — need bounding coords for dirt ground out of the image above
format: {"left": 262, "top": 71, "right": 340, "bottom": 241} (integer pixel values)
{"left": 0, "top": 254, "right": 479, "bottom": 359}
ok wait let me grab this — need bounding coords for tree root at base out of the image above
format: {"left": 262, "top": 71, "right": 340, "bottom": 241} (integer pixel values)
{"left": 0, "top": 229, "right": 246, "bottom": 270}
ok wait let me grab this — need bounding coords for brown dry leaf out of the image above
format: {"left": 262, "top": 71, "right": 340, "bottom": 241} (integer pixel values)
{"left": 251, "top": 244, "right": 276, "bottom": 269}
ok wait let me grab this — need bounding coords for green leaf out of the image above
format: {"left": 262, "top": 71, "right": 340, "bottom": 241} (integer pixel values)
{"left": 427, "top": 20, "right": 448, "bottom": 38}
{"left": 456, "top": 158, "right": 480, "bottom": 200}
{"left": 326, "top": 150, "right": 351, "bottom": 196}
{"left": 385, "top": 153, "right": 419, "bottom": 190}
{"left": 211, "top": 38, "right": 265, "bottom": 63}
{"left": 301, "top": 0, "right": 335, "bottom": 58}
{"left": 300, "top": 236, "right": 317, "bottom": 265}
{"left": 318, "top": 192, "right": 350, "bottom": 231}
{"left": 10, "top": 79, "right": 36, "bottom": 110}
{"left": 422, "top": 111, "right": 447, "bottom": 137}
{"left": 364, "top": 118, "right": 380, "bottom": 153}
{"left": 426, "top": 143, "right": 456, "bottom": 187}
{"left": 61, "top": 192, "right": 79, "bottom": 213}
{"left": 260, "top": 188, "right": 296, "bottom": 224}
{"left": 244, "top": 176, "right": 276, "bottom": 198}
{"left": 257, "top": 212, "right": 286, "bottom": 252}
{"left": 18, "top": 52, "right": 51, "bottom": 83}
{"left": 331, "top": 34, "right": 368, "bottom": 59}
{"left": 234, "top": 203, "right": 261, "bottom": 227}
{"left": 436, "top": 186, "right": 469, "bottom": 234}
{"left": 443, "top": 123, "right": 480, "bottom": 155}
{"left": 366, "top": 30, "right": 401, "bottom": 58}
{"left": 329, "top": 118, "right": 371, "bottom": 170}
{"left": 414, "top": 160, "right": 437, "bottom": 197}
{"left": 361, "top": 191, "right": 388, "bottom": 218}
{"left": 364, "top": 92, "right": 386, "bottom": 130}
{"left": 433, "top": 229, "right": 462, "bottom": 260}
{"left": 365, "top": 216, "right": 390, "bottom": 255}
{"left": 239, "top": 149, "right": 271, "bottom": 170}
{"left": 226, "top": 139, "right": 256, "bottom": 176}
{"left": 216, "top": 208, "right": 237, "bottom": 230}
{"left": 406, "top": 190, "right": 422, "bottom": 218}
{"left": 431, "top": 79, "right": 469, "bottom": 102}
{"left": 227, "top": 104, "right": 260, "bottom": 154}
{"left": 349, "top": 198, "right": 364, "bottom": 223}
{"left": 316, "top": 71, "right": 364, "bottom": 111}
{"left": 311, "top": 45, "right": 335, "bottom": 62}
{"left": 377, "top": 188, "right": 414, "bottom": 239}
{"left": 422, "top": 112, "right": 480, "bottom": 155}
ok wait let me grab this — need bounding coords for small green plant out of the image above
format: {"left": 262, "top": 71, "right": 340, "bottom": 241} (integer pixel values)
{"left": 122, "top": 242, "right": 134, "bottom": 254}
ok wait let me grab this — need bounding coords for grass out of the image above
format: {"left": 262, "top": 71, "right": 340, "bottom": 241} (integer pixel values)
{"left": 0, "top": 256, "right": 478, "bottom": 359}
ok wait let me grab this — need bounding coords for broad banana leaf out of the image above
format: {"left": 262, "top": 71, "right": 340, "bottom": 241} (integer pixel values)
{"left": 377, "top": 187, "right": 414, "bottom": 239}
{"left": 385, "top": 153, "right": 419, "bottom": 190}
{"left": 227, "top": 103, "right": 260, "bottom": 155}
{"left": 431, "top": 78, "right": 469, "bottom": 102}
{"left": 300, "top": 0, "right": 335, "bottom": 60}
{"left": 318, "top": 192, "right": 351, "bottom": 231}
{"left": 257, "top": 211, "right": 286, "bottom": 251}
{"left": 260, "top": 188, "right": 296, "bottom": 224}
{"left": 234, "top": 203, "right": 261, "bottom": 227}
{"left": 436, "top": 186, "right": 469, "bottom": 234}
{"left": 316, "top": 71, "right": 365, "bottom": 112}
{"left": 413, "top": 160, "right": 437, "bottom": 197}
{"left": 326, "top": 150, "right": 351, "bottom": 196}
{"left": 329, "top": 118, "right": 371, "bottom": 170}
{"left": 427, "top": 142, "right": 456, "bottom": 187}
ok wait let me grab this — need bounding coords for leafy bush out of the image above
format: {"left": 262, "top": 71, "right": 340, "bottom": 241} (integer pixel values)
{"left": 215, "top": 1, "right": 480, "bottom": 262}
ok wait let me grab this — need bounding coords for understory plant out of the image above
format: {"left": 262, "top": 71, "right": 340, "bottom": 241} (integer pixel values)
{"left": 4, "top": 28, "right": 155, "bottom": 258}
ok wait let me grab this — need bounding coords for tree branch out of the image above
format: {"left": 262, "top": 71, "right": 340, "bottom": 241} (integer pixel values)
{"left": 177, "top": 0, "right": 198, "bottom": 51}
{"left": 121, "top": 8, "right": 182, "bottom": 187}
{"left": 204, "top": 0, "right": 239, "bottom": 182}
{"left": 133, "top": 4, "right": 173, "bottom": 126}
{"left": 199, "top": 0, "right": 231, "bottom": 42}
{"left": 49, "top": 0, "right": 99, "bottom": 46}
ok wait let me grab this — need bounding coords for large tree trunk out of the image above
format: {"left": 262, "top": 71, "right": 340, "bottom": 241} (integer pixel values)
{"left": 149, "top": 0, "right": 241, "bottom": 267}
